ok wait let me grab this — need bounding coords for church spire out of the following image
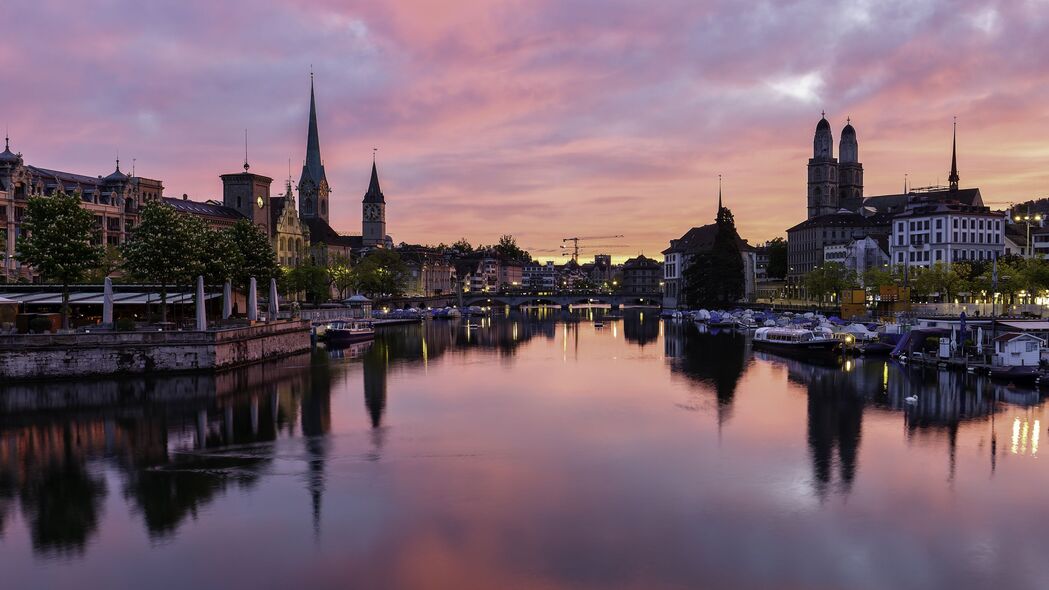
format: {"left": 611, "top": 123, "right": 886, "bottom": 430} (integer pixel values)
{"left": 718, "top": 174, "right": 723, "bottom": 211}
{"left": 948, "top": 117, "right": 959, "bottom": 191}
{"left": 304, "top": 71, "right": 324, "bottom": 185}
{"left": 364, "top": 158, "right": 385, "bottom": 203}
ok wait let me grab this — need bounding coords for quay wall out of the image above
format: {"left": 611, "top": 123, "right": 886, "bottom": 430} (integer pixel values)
{"left": 0, "top": 321, "right": 311, "bottom": 380}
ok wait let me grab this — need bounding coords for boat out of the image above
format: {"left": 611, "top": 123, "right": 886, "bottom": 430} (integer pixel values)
{"left": 858, "top": 341, "right": 894, "bottom": 356}
{"left": 752, "top": 327, "right": 839, "bottom": 356}
{"left": 322, "top": 320, "right": 375, "bottom": 344}
{"left": 988, "top": 364, "right": 1040, "bottom": 386}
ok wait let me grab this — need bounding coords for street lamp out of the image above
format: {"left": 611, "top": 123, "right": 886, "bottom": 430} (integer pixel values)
{"left": 1014, "top": 213, "right": 1043, "bottom": 259}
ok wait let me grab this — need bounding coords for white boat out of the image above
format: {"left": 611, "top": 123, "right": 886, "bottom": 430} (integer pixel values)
{"left": 752, "top": 327, "right": 840, "bottom": 355}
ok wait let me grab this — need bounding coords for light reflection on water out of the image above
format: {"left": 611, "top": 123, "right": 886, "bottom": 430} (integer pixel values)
{"left": 0, "top": 309, "right": 1047, "bottom": 589}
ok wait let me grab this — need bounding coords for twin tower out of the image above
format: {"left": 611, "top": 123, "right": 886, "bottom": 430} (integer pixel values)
{"left": 807, "top": 114, "right": 864, "bottom": 219}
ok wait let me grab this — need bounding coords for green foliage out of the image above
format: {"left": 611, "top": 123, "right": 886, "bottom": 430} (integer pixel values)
{"left": 451, "top": 238, "right": 474, "bottom": 256}
{"left": 911, "top": 262, "right": 965, "bottom": 301}
{"left": 284, "top": 262, "right": 330, "bottom": 304}
{"left": 765, "top": 237, "right": 788, "bottom": 279}
{"left": 494, "top": 234, "right": 530, "bottom": 262}
{"left": 122, "top": 202, "right": 207, "bottom": 322}
{"left": 802, "top": 262, "right": 857, "bottom": 304}
{"left": 85, "top": 245, "right": 124, "bottom": 284}
{"left": 115, "top": 317, "right": 136, "bottom": 331}
{"left": 326, "top": 254, "right": 355, "bottom": 299}
{"left": 28, "top": 316, "right": 52, "bottom": 334}
{"left": 683, "top": 206, "right": 745, "bottom": 307}
{"left": 353, "top": 249, "right": 410, "bottom": 298}
{"left": 227, "top": 220, "right": 279, "bottom": 289}
{"left": 15, "top": 192, "right": 104, "bottom": 328}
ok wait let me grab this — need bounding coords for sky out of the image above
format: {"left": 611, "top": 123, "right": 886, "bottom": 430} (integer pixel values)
{"left": 4, "top": 0, "right": 1049, "bottom": 262}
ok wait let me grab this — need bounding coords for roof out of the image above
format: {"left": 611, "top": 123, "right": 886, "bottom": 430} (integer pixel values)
{"left": 363, "top": 161, "right": 384, "bottom": 203}
{"left": 163, "top": 197, "right": 244, "bottom": 220}
{"left": 786, "top": 210, "right": 891, "bottom": 233}
{"left": 26, "top": 165, "right": 104, "bottom": 187}
{"left": 301, "top": 76, "right": 326, "bottom": 187}
{"left": 998, "top": 321, "right": 1049, "bottom": 332}
{"left": 623, "top": 255, "right": 660, "bottom": 269}
{"left": 863, "top": 187, "right": 983, "bottom": 215}
{"left": 304, "top": 217, "right": 363, "bottom": 249}
{"left": 993, "top": 331, "right": 1046, "bottom": 343}
{"left": 892, "top": 197, "right": 1001, "bottom": 219}
{"left": 1005, "top": 223, "right": 1028, "bottom": 247}
{"left": 662, "top": 223, "right": 756, "bottom": 255}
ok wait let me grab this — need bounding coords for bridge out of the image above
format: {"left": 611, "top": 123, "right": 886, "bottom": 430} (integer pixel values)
{"left": 377, "top": 292, "right": 663, "bottom": 310}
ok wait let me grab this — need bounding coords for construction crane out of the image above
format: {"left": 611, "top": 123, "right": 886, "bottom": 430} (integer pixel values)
{"left": 561, "top": 235, "right": 624, "bottom": 263}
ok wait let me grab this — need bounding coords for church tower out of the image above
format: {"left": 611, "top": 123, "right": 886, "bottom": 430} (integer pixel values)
{"left": 948, "top": 118, "right": 960, "bottom": 192}
{"left": 298, "top": 73, "right": 330, "bottom": 222}
{"left": 221, "top": 160, "right": 273, "bottom": 234}
{"left": 807, "top": 113, "right": 839, "bottom": 219}
{"left": 362, "top": 158, "right": 386, "bottom": 247}
{"left": 837, "top": 118, "right": 863, "bottom": 211}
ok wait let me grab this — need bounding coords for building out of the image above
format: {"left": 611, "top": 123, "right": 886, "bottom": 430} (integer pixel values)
{"left": 888, "top": 198, "right": 1004, "bottom": 269}
{"left": 822, "top": 236, "right": 890, "bottom": 283}
{"left": 620, "top": 255, "right": 661, "bottom": 295}
{"left": 400, "top": 247, "right": 455, "bottom": 297}
{"left": 662, "top": 224, "right": 758, "bottom": 308}
{"left": 1004, "top": 224, "right": 1029, "bottom": 258}
{"left": 271, "top": 180, "right": 311, "bottom": 268}
{"left": 522, "top": 261, "right": 557, "bottom": 291}
{"left": 787, "top": 211, "right": 890, "bottom": 287}
{"left": 163, "top": 195, "right": 242, "bottom": 229}
{"left": 807, "top": 114, "right": 864, "bottom": 219}
{"left": 0, "top": 135, "right": 161, "bottom": 281}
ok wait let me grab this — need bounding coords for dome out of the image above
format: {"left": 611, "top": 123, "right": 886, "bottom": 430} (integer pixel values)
{"left": 841, "top": 123, "right": 856, "bottom": 138}
{"left": 816, "top": 116, "right": 831, "bottom": 131}
{"left": 0, "top": 137, "right": 20, "bottom": 165}
{"left": 103, "top": 160, "right": 129, "bottom": 183}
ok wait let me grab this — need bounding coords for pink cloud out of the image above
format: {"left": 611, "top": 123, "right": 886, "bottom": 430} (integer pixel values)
{"left": 5, "top": 0, "right": 1049, "bottom": 259}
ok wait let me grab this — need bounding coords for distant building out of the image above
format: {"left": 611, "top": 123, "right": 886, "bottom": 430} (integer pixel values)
{"left": 163, "top": 195, "right": 242, "bottom": 229}
{"left": 822, "top": 236, "right": 889, "bottom": 283}
{"left": 888, "top": 198, "right": 1004, "bottom": 269}
{"left": 663, "top": 224, "right": 758, "bottom": 308}
{"left": 0, "top": 136, "right": 160, "bottom": 281}
{"left": 522, "top": 261, "right": 557, "bottom": 291}
{"left": 400, "top": 247, "right": 455, "bottom": 297}
{"left": 787, "top": 211, "right": 890, "bottom": 288}
{"left": 620, "top": 255, "right": 662, "bottom": 295}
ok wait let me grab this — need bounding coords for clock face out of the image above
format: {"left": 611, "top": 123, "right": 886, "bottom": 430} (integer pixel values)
{"left": 257, "top": 195, "right": 265, "bottom": 209}
{"left": 364, "top": 203, "right": 381, "bottom": 221}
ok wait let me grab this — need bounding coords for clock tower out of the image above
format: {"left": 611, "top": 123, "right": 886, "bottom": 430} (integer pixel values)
{"left": 362, "top": 160, "right": 386, "bottom": 247}
{"left": 221, "top": 161, "right": 273, "bottom": 233}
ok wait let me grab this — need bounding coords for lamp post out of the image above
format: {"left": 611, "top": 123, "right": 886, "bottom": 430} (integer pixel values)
{"left": 1013, "top": 213, "right": 1042, "bottom": 259}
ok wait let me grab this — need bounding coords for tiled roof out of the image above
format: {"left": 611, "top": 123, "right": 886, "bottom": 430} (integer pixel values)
{"left": 304, "top": 217, "right": 363, "bottom": 249}
{"left": 864, "top": 188, "right": 983, "bottom": 215}
{"left": 663, "top": 223, "right": 756, "bottom": 254}
{"left": 162, "top": 197, "right": 244, "bottom": 220}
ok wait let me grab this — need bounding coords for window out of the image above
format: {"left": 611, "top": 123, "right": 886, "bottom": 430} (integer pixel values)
{"left": 936, "top": 250, "right": 943, "bottom": 261}
{"left": 979, "top": 219, "right": 984, "bottom": 230}
{"left": 936, "top": 232, "right": 942, "bottom": 243}
{"left": 936, "top": 219, "right": 943, "bottom": 229}
{"left": 962, "top": 219, "right": 967, "bottom": 229}
{"left": 953, "top": 218, "right": 958, "bottom": 229}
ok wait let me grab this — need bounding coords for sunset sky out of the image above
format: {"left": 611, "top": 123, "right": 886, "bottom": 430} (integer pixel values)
{"left": 5, "top": 0, "right": 1049, "bottom": 261}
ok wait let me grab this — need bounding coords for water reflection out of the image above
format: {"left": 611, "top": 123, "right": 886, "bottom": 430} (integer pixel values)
{"left": 0, "top": 312, "right": 1046, "bottom": 588}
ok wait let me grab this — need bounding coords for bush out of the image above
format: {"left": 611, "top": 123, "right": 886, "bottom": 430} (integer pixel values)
{"left": 28, "top": 317, "right": 52, "bottom": 334}
{"left": 115, "top": 317, "right": 136, "bottom": 331}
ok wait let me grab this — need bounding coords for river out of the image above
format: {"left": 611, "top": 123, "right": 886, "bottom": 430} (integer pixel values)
{"left": 0, "top": 309, "right": 1046, "bottom": 589}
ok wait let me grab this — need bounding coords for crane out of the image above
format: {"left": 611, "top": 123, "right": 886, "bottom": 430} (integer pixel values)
{"left": 561, "top": 235, "right": 625, "bottom": 263}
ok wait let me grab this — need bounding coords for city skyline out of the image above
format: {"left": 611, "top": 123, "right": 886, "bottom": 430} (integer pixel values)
{"left": 5, "top": 0, "right": 1048, "bottom": 259}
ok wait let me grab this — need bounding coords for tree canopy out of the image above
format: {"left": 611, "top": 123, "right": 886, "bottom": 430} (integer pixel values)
{"left": 16, "top": 191, "right": 104, "bottom": 328}
{"left": 353, "top": 249, "right": 409, "bottom": 298}
{"left": 682, "top": 206, "right": 745, "bottom": 308}
{"left": 765, "top": 237, "right": 788, "bottom": 279}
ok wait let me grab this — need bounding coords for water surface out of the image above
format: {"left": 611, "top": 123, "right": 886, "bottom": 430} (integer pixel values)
{"left": 1, "top": 310, "right": 1046, "bottom": 589}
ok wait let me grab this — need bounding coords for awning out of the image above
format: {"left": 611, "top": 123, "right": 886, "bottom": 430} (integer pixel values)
{"left": 999, "top": 321, "right": 1049, "bottom": 331}
{"left": 0, "top": 291, "right": 220, "bottom": 305}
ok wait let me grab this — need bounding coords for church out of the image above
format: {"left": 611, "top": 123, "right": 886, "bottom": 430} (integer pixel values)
{"left": 171, "top": 74, "right": 393, "bottom": 266}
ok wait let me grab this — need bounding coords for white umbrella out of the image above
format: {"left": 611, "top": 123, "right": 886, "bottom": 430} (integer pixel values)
{"left": 102, "top": 276, "right": 114, "bottom": 326}
{"left": 195, "top": 275, "right": 207, "bottom": 330}
{"left": 248, "top": 277, "right": 258, "bottom": 321}
{"left": 222, "top": 280, "right": 232, "bottom": 319}
{"left": 268, "top": 278, "right": 279, "bottom": 321}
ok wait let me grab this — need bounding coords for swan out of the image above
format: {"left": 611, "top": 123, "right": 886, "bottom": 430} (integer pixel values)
{"left": 904, "top": 395, "right": 918, "bottom": 404}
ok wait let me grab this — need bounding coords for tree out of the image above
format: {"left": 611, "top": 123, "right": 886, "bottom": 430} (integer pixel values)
{"left": 226, "top": 219, "right": 279, "bottom": 291}
{"left": 326, "top": 253, "right": 355, "bottom": 299}
{"left": 765, "top": 237, "right": 788, "bottom": 279}
{"left": 353, "top": 249, "right": 409, "bottom": 298}
{"left": 85, "top": 244, "right": 124, "bottom": 284}
{"left": 284, "top": 262, "right": 330, "bottom": 304}
{"left": 495, "top": 234, "right": 530, "bottom": 262}
{"left": 15, "top": 192, "right": 104, "bottom": 328}
{"left": 450, "top": 238, "right": 474, "bottom": 257}
{"left": 682, "top": 206, "right": 745, "bottom": 307}
{"left": 802, "top": 263, "right": 857, "bottom": 304}
{"left": 122, "top": 202, "right": 207, "bottom": 323}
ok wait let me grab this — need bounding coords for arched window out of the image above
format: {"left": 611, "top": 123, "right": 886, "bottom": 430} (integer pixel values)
{"left": 280, "top": 237, "right": 286, "bottom": 251}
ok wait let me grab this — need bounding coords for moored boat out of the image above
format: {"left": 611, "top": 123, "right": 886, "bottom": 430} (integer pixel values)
{"left": 322, "top": 320, "right": 375, "bottom": 344}
{"left": 752, "top": 327, "right": 839, "bottom": 356}
{"left": 988, "top": 364, "right": 1040, "bottom": 385}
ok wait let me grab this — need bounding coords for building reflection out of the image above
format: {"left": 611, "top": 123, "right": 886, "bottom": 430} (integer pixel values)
{"left": 664, "top": 323, "right": 750, "bottom": 427}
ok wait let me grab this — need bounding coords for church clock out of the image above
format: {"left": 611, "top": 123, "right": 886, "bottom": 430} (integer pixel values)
{"left": 364, "top": 203, "right": 381, "bottom": 221}
{"left": 257, "top": 195, "right": 265, "bottom": 209}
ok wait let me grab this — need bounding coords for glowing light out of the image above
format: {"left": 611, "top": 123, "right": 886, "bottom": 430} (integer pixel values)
{"left": 1011, "top": 417, "right": 1021, "bottom": 454}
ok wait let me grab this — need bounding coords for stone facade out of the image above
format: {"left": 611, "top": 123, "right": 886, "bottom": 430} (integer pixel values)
{"left": 0, "top": 321, "right": 310, "bottom": 380}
